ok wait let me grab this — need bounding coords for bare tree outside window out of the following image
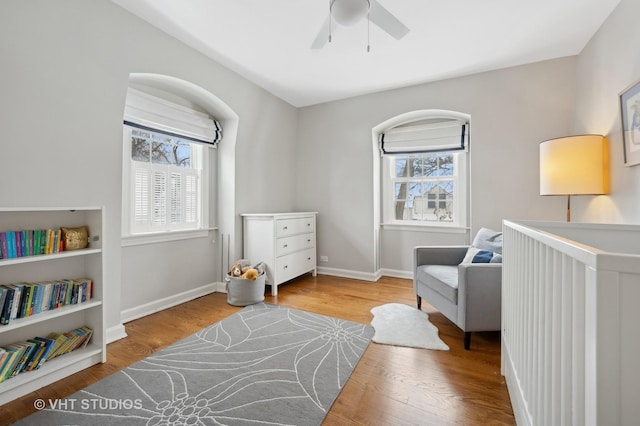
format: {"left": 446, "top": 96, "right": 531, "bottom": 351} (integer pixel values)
{"left": 132, "top": 131, "right": 191, "bottom": 167}
{"left": 392, "top": 153, "right": 455, "bottom": 222}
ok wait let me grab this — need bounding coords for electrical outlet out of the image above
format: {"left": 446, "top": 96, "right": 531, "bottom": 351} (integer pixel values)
{"left": 320, "top": 255, "right": 329, "bottom": 263}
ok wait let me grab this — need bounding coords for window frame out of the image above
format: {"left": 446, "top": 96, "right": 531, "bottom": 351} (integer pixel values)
{"left": 121, "top": 125, "right": 211, "bottom": 245}
{"left": 381, "top": 150, "right": 468, "bottom": 230}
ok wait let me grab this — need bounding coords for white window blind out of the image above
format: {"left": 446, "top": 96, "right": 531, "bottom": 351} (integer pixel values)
{"left": 185, "top": 175, "right": 198, "bottom": 224}
{"left": 379, "top": 119, "right": 468, "bottom": 155}
{"left": 130, "top": 160, "right": 201, "bottom": 233}
{"left": 134, "top": 168, "right": 150, "bottom": 225}
{"left": 124, "top": 89, "right": 222, "bottom": 146}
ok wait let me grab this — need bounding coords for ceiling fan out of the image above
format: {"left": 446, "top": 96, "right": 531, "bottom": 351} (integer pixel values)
{"left": 311, "top": 0, "right": 410, "bottom": 50}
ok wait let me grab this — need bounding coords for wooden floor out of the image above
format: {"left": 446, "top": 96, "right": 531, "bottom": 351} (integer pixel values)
{"left": 0, "top": 275, "right": 515, "bottom": 425}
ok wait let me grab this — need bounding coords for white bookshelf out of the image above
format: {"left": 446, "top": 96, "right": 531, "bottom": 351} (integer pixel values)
{"left": 0, "top": 207, "right": 106, "bottom": 405}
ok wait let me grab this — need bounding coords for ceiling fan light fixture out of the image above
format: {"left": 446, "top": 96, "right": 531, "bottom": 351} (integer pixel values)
{"left": 330, "top": 0, "right": 371, "bottom": 26}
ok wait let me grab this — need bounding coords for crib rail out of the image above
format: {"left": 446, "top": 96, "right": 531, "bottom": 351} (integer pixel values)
{"left": 501, "top": 220, "right": 640, "bottom": 426}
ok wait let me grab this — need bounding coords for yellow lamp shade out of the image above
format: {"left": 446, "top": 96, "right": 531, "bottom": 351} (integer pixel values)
{"left": 540, "top": 135, "right": 609, "bottom": 196}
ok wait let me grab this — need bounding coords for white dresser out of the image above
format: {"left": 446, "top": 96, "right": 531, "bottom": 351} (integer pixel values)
{"left": 242, "top": 212, "right": 317, "bottom": 296}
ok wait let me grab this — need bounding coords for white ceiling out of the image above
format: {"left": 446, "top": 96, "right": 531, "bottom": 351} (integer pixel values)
{"left": 112, "top": 0, "right": 620, "bottom": 107}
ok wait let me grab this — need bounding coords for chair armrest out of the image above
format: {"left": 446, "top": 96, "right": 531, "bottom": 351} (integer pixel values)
{"left": 457, "top": 263, "right": 502, "bottom": 331}
{"left": 414, "top": 245, "right": 469, "bottom": 267}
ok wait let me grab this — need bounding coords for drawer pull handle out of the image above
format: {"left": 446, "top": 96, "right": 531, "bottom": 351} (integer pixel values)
{"left": 308, "top": 257, "right": 311, "bottom": 260}
{"left": 284, "top": 265, "right": 288, "bottom": 269}
{"left": 307, "top": 239, "right": 311, "bottom": 242}
{"left": 283, "top": 244, "right": 288, "bottom": 248}
{"left": 283, "top": 226, "right": 288, "bottom": 230}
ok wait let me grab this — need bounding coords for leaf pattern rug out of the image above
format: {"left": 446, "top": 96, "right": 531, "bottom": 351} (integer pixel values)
{"left": 18, "top": 303, "right": 374, "bottom": 426}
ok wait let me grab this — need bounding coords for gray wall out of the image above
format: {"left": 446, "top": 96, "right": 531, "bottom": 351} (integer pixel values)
{"left": 1, "top": 0, "right": 637, "bottom": 329}
{"left": 572, "top": 0, "right": 640, "bottom": 223}
{"left": 296, "top": 58, "right": 577, "bottom": 274}
{"left": 0, "top": 0, "right": 298, "bottom": 332}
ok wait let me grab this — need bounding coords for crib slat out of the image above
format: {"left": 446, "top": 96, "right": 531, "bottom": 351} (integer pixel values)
{"left": 501, "top": 220, "right": 627, "bottom": 426}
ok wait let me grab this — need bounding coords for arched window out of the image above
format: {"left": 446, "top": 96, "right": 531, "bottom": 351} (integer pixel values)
{"left": 376, "top": 110, "right": 469, "bottom": 229}
{"left": 121, "top": 81, "right": 227, "bottom": 241}
{"left": 122, "top": 88, "right": 221, "bottom": 236}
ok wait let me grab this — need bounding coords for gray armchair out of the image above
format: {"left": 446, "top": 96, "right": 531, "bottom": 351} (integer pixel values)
{"left": 413, "top": 230, "right": 502, "bottom": 350}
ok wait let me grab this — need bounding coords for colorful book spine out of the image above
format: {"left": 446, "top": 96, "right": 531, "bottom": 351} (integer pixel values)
{"left": 44, "top": 230, "right": 50, "bottom": 255}
{"left": 0, "top": 277, "right": 93, "bottom": 325}
{"left": 0, "top": 289, "right": 7, "bottom": 323}
{"left": 0, "top": 232, "right": 5, "bottom": 259}
{"left": 7, "top": 284, "right": 22, "bottom": 321}
{"left": 53, "top": 230, "right": 59, "bottom": 253}
{"left": 11, "top": 342, "right": 36, "bottom": 376}
{"left": 20, "top": 230, "right": 26, "bottom": 257}
{"left": 0, "top": 346, "right": 22, "bottom": 382}
{"left": 15, "top": 231, "right": 22, "bottom": 257}
{"left": 39, "top": 229, "right": 46, "bottom": 255}
{"left": 7, "top": 231, "right": 16, "bottom": 258}
{"left": 27, "top": 230, "right": 33, "bottom": 256}
{"left": 0, "top": 286, "right": 16, "bottom": 325}
{"left": 0, "top": 232, "right": 9, "bottom": 259}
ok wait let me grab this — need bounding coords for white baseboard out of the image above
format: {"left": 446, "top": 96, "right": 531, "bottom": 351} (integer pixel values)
{"left": 213, "top": 281, "right": 227, "bottom": 293}
{"left": 317, "top": 267, "right": 412, "bottom": 281}
{"left": 502, "top": 336, "right": 532, "bottom": 426}
{"left": 379, "top": 268, "right": 413, "bottom": 280}
{"left": 317, "top": 266, "right": 378, "bottom": 282}
{"left": 106, "top": 323, "right": 128, "bottom": 344}
{"left": 120, "top": 282, "right": 219, "bottom": 324}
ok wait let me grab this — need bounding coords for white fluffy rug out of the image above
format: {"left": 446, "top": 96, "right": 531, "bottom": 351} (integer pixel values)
{"left": 370, "top": 303, "right": 449, "bottom": 351}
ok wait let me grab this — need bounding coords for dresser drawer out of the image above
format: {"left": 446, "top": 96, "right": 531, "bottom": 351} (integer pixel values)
{"left": 275, "top": 248, "right": 315, "bottom": 284}
{"left": 243, "top": 212, "right": 317, "bottom": 296}
{"left": 276, "top": 233, "right": 314, "bottom": 257}
{"left": 276, "top": 217, "right": 314, "bottom": 238}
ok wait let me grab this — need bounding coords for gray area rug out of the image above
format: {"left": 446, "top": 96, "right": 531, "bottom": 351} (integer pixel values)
{"left": 18, "top": 303, "right": 374, "bottom": 425}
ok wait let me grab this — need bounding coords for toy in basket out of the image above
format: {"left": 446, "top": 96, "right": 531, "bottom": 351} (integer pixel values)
{"left": 225, "top": 260, "right": 266, "bottom": 306}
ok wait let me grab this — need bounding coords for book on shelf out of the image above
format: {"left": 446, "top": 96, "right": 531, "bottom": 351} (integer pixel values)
{"left": 15, "top": 232, "right": 21, "bottom": 258}
{"left": 5, "top": 284, "right": 22, "bottom": 322}
{"left": 32, "top": 336, "right": 57, "bottom": 370}
{"left": 44, "top": 333, "right": 68, "bottom": 361}
{"left": 0, "top": 227, "right": 74, "bottom": 259}
{"left": 0, "top": 344, "right": 23, "bottom": 382}
{"left": 23, "top": 339, "right": 46, "bottom": 372}
{"left": 0, "top": 289, "right": 7, "bottom": 324}
{"left": 0, "top": 278, "right": 93, "bottom": 326}
{"left": 8, "top": 341, "right": 37, "bottom": 377}
{"left": 7, "top": 232, "right": 16, "bottom": 259}
{"left": 0, "top": 326, "right": 94, "bottom": 384}
{"left": 0, "top": 286, "right": 16, "bottom": 325}
{"left": 0, "top": 232, "right": 6, "bottom": 259}
{"left": 45, "top": 326, "right": 94, "bottom": 359}
{"left": 0, "top": 350, "right": 7, "bottom": 376}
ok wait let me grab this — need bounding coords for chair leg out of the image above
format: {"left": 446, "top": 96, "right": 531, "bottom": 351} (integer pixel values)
{"left": 416, "top": 295, "right": 422, "bottom": 310}
{"left": 464, "top": 332, "right": 471, "bottom": 350}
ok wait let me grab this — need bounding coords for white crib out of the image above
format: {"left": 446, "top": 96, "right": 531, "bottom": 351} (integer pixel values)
{"left": 501, "top": 220, "right": 640, "bottom": 426}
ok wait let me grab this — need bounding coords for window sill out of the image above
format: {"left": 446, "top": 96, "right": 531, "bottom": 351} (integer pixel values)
{"left": 381, "top": 223, "right": 469, "bottom": 233}
{"left": 122, "top": 227, "right": 218, "bottom": 247}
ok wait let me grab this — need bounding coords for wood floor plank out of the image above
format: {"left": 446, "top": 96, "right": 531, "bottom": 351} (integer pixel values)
{"left": 0, "top": 274, "right": 515, "bottom": 425}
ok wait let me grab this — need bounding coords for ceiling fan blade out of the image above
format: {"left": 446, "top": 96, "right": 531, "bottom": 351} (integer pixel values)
{"left": 369, "top": 0, "right": 410, "bottom": 40}
{"left": 311, "top": 16, "right": 331, "bottom": 49}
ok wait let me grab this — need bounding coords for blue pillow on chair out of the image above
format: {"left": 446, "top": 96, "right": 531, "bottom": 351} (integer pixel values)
{"left": 471, "top": 250, "right": 494, "bottom": 263}
{"left": 462, "top": 246, "right": 502, "bottom": 263}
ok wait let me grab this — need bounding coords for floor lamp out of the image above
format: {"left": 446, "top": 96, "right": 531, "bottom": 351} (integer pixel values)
{"left": 539, "top": 135, "right": 609, "bottom": 222}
